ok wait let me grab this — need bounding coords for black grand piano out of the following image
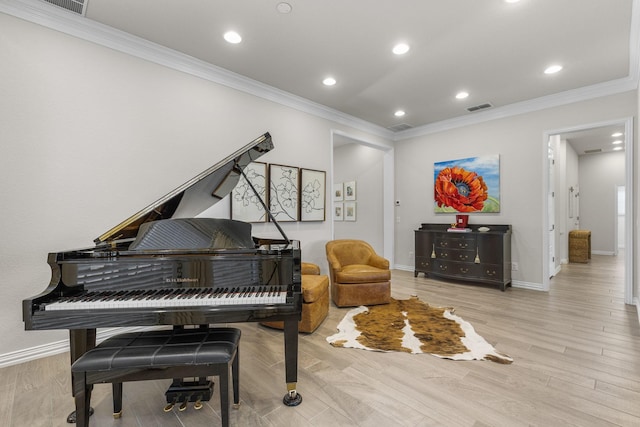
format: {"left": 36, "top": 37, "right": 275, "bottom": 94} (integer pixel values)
{"left": 23, "top": 132, "right": 303, "bottom": 420}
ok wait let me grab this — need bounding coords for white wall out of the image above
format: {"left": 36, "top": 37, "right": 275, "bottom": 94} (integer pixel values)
{"left": 332, "top": 143, "right": 385, "bottom": 253}
{"left": 579, "top": 151, "right": 626, "bottom": 254}
{"left": 394, "top": 92, "right": 637, "bottom": 288}
{"left": 0, "top": 12, "right": 390, "bottom": 359}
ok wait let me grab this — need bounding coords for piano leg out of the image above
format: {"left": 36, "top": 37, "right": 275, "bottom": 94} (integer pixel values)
{"left": 67, "top": 329, "right": 96, "bottom": 424}
{"left": 282, "top": 318, "right": 302, "bottom": 406}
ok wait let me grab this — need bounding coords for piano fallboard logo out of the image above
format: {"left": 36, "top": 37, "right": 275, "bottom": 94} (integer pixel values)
{"left": 165, "top": 278, "right": 199, "bottom": 283}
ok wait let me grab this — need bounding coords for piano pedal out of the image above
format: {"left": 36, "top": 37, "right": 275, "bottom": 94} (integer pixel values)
{"left": 165, "top": 380, "right": 213, "bottom": 412}
{"left": 193, "top": 396, "right": 203, "bottom": 410}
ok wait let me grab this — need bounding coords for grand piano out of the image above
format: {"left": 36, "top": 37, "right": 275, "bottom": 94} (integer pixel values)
{"left": 22, "top": 132, "right": 303, "bottom": 420}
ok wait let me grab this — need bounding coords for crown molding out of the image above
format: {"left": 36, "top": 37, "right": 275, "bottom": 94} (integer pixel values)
{"left": 394, "top": 76, "right": 638, "bottom": 140}
{"left": 0, "top": 0, "right": 393, "bottom": 139}
{"left": 2, "top": 0, "right": 637, "bottom": 143}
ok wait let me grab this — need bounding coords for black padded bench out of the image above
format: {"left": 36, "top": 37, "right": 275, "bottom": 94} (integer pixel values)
{"left": 71, "top": 327, "right": 240, "bottom": 427}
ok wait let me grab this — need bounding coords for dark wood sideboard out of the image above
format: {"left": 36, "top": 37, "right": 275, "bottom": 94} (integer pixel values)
{"left": 414, "top": 223, "right": 512, "bottom": 291}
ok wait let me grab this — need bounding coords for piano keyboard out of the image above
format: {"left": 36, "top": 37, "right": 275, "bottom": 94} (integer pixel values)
{"left": 44, "top": 286, "right": 287, "bottom": 311}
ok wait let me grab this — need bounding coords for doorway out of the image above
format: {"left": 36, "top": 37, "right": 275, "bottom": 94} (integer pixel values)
{"left": 330, "top": 130, "right": 395, "bottom": 264}
{"left": 542, "top": 117, "right": 633, "bottom": 304}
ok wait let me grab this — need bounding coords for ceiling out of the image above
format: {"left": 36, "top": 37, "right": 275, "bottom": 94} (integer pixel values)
{"left": 561, "top": 123, "right": 627, "bottom": 156}
{"left": 38, "top": 0, "right": 638, "bottom": 152}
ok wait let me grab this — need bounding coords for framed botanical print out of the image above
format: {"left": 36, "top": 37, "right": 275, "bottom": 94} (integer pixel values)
{"left": 300, "top": 168, "right": 326, "bottom": 221}
{"left": 269, "top": 164, "right": 299, "bottom": 222}
{"left": 231, "top": 161, "right": 268, "bottom": 222}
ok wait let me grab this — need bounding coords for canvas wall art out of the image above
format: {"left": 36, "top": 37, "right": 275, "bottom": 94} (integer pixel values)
{"left": 269, "top": 164, "right": 299, "bottom": 221}
{"left": 231, "top": 161, "right": 268, "bottom": 222}
{"left": 434, "top": 155, "right": 500, "bottom": 213}
{"left": 300, "top": 168, "right": 326, "bottom": 221}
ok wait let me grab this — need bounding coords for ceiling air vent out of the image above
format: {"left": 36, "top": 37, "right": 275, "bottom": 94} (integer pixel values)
{"left": 41, "top": 0, "right": 87, "bottom": 15}
{"left": 466, "top": 102, "right": 493, "bottom": 112}
{"left": 584, "top": 148, "right": 602, "bottom": 154}
{"left": 388, "top": 123, "right": 413, "bottom": 132}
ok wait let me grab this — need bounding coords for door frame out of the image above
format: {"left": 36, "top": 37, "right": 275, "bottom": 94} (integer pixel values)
{"left": 330, "top": 130, "right": 395, "bottom": 264}
{"left": 542, "top": 117, "right": 633, "bottom": 304}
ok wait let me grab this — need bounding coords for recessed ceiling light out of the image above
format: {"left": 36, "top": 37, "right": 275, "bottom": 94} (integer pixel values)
{"left": 613, "top": 146, "right": 623, "bottom": 151}
{"left": 612, "top": 140, "right": 623, "bottom": 145}
{"left": 223, "top": 31, "right": 242, "bottom": 44}
{"left": 612, "top": 132, "right": 623, "bottom": 137}
{"left": 544, "top": 64, "right": 563, "bottom": 74}
{"left": 394, "top": 110, "right": 406, "bottom": 117}
{"left": 392, "top": 43, "right": 410, "bottom": 55}
{"left": 323, "top": 77, "right": 336, "bottom": 86}
{"left": 455, "top": 91, "right": 469, "bottom": 99}
{"left": 504, "top": 0, "right": 521, "bottom": 3}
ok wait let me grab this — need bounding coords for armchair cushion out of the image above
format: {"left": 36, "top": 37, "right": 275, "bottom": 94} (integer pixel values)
{"left": 336, "top": 264, "right": 391, "bottom": 284}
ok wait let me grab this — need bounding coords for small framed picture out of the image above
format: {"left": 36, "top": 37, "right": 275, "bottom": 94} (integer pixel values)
{"left": 333, "top": 183, "right": 344, "bottom": 201}
{"left": 334, "top": 202, "right": 344, "bottom": 221}
{"left": 344, "top": 181, "right": 356, "bottom": 201}
{"left": 344, "top": 201, "right": 356, "bottom": 221}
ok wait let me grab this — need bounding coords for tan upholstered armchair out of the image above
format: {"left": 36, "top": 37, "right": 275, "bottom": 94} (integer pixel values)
{"left": 325, "top": 239, "right": 391, "bottom": 307}
{"left": 261, "top": 262, "right": 329, "bottom": 333}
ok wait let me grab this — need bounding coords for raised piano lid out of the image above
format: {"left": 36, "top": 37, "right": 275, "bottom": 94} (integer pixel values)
{"left": 95, "top": 132, "right": 273, "bottom": 245}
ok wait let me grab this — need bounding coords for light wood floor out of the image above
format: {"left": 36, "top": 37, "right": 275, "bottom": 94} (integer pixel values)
{"left": 2, "top": 254, "right": 639, "bottom": 426}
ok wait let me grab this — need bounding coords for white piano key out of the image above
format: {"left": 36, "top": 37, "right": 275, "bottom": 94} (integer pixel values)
{"left": 45, "top": 288, "right": 286, "bottom": 311}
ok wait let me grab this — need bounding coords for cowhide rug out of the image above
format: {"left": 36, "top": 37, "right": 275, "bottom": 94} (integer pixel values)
{"left": 327, "top": 296, "right": 513, "bottom": 364}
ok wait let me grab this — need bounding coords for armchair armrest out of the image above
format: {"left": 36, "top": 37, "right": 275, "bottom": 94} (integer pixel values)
{"left": 368, "top": 253, "right": 389, "bottom": 270}
{"left": 301, "top": 262, "right": 320, "bottom": 275}
{"left": 326, "top": 251, "right": 343, "bottom": 272}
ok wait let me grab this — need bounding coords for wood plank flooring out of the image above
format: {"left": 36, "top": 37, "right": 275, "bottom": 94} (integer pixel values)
{"left": 2, "top": 254, "right": 638, "bottom": 426}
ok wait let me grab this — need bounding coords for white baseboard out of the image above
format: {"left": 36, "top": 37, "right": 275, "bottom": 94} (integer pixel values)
{"left": 394, "top": 264, "right": 413, "bottom": 272}
{"left": 511, "top": 280, "right": 544, "bottom": 291}
{"left": 552, "top": 264, "right": 562, "bottom": 276}
{"left": 592, "top": 250, "right": 616, "bottom": 256}
{"left": 392, "top": 266, "right": 544, "bottom": 291}
{"left": 0, "top": 326, "right": 151, "bottom": 369}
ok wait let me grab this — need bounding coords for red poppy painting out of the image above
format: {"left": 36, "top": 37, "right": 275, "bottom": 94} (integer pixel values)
{"left": 434, "top": 155, "right": 500, "bottom": 213}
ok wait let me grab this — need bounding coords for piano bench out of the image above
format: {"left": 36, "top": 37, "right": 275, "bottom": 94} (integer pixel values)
{"left": 71, "top": 327, "right": 240, "bottom": 427}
